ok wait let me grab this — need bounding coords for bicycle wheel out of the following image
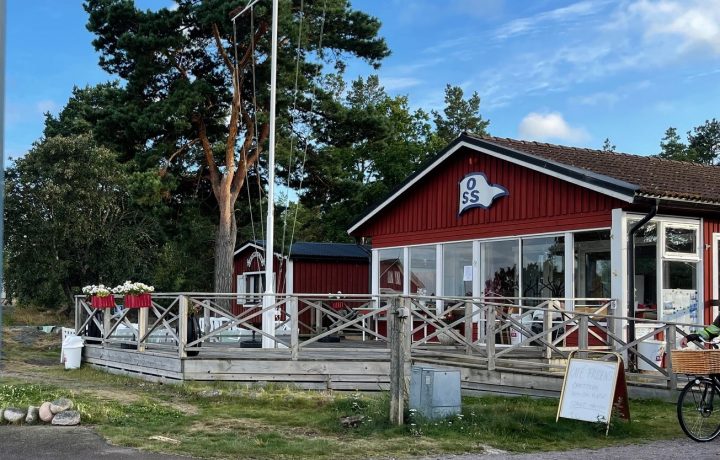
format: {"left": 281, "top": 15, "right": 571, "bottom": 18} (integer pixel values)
{"left": 677, "top": 377, "right": 720, "bottom": 442}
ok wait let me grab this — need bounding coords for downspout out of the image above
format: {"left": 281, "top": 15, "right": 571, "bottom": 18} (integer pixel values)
{"left": 627, "top": 200, "right": 658, "bottom": 369}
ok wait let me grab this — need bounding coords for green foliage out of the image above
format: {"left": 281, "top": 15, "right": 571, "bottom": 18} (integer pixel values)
{"left": 602, "top": 137, "right": 616, "bottom": 153}
{"left": 4, "top": 135, "right": 153, "bottom": 308}
{"left": 431, "top": 84, "right": 489, "bottom": 147}
{"left": 658, "top": 120, "right": 720, "bottom": 165}
{"left": 84, "top": 0, "right": 390, "bottom": 291}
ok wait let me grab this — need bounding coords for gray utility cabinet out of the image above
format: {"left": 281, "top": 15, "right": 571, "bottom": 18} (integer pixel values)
{"left": 409, "top": 366, "right": 461, "bottom": 420}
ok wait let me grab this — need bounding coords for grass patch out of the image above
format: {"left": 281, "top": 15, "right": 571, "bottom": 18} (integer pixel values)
{"left": 0, "top": 314, "right": 685, "bottom": 459}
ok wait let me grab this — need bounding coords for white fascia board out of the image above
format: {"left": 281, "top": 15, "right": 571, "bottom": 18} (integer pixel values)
{"left": 233, "top": 242, "right": 264, "bottom": 256}
{"left": 347, "top": 140, "right": 636, "bottom": 235}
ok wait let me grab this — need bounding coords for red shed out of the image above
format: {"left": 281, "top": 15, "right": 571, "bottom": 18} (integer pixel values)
{"left": 233, "top": 241, "right": 370, "bottom": 331}
{"left": 348, "top": 133, "right": 720, "bottom": 340}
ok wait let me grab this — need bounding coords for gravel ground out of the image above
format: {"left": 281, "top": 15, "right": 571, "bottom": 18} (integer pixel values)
{"left": 0, "top": 426, "right": 194, "bottom": 460}
{"left": 418, "top": 438, "right": 720, "bottom": 460}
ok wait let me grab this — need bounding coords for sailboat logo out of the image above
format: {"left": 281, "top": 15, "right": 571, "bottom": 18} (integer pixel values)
{"left": 458, "top": 173, "right": 508, "bottom": 215}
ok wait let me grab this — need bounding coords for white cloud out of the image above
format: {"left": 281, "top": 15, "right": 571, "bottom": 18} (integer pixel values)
{"left": 629, "top": 0, "right": 720, "bottom": 55}
{"left": 496, "top": 1, "right": 609, "bottom": 40}
{"left": 518, "top": 112, "right": 589, "bottom": 142}
{"left": 381, "top": 77, "right": 423, "bottom": 92}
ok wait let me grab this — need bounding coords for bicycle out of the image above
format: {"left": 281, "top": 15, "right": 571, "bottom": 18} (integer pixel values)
{"left": 676, "top": 337, "right": 720, "bottom": 442}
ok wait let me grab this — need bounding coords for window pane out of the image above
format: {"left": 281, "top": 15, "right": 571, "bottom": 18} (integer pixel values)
{"left": 665, "top": 226, "right": 697, "bottom": 255}
{"left": 410, "top": 246, "right": 436, "bottom": 295}
{"left": 379, "top": 248, "right": 404, "bottom": 294}
{"left": 522, "top": 237, "right": 565, "bottom": 302}
{"left": 443, "top": 242, "right": 473, "bottom": 297}
{"left": 662, "top": 261, "right": 698, "bottom": 323}
{"left": 574, "top": 230, "right": 611, "bottom": 298}
{"left": 483, "top": 240, "right": 518, "bottom": 298}
{"left": 632, "top": 221, "right": 657, "bottom": 308}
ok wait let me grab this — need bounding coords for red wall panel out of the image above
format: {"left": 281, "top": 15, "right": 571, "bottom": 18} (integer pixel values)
{"left": 354, "top": 146, "right": 625, "bottom": 247}
{"left": 704, "top": 219, "right": 720, "bottom": 320}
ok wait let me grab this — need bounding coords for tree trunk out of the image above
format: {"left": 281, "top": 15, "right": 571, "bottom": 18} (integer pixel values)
{"left": 214, "top": 195, "right": 237, "bottom": 297}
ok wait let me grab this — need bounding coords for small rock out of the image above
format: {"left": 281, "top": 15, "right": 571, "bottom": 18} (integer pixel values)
{"left": 339, "top": 414, "right": 365, "bottom": 428}
{"left": 39, "top": 402, "right": 54, "bottom": 423}
{"left": 51, "top": 410, "right": 81, "bottom": 426}
{"left": 149, "top": 435, "right": 180, "bottom": 445}
{"left": 25, "top": 406, "right": 39, "bottom": 425}
{"left": 199, "top": 389, "right": 221, "bottom": 398}
{"left": 50, "top": 398, "right": 74, "bottom": 414}
{"left": 4, "top": 407, "right": 26, "bottom": 424}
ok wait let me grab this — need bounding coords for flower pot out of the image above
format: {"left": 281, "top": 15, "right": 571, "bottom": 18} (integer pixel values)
{"left": 91, "top": 295, "right": 116, "bottom": 309}
{"left": 124, "top": 293, "right": 152, "bottom": 308}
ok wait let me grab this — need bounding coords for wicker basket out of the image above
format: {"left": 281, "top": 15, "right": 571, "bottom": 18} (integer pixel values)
{"left": 671, "top": 349, "right": 720, "bottom": 374}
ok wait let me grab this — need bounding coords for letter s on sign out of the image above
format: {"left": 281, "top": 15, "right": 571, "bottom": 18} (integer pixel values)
{"left": 461, "top": 191, "right": 469, "bottom": 205}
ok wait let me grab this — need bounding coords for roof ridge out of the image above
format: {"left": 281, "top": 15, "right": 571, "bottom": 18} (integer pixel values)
{"left": 474, "top": 134, "right": 720, "bottom": 168}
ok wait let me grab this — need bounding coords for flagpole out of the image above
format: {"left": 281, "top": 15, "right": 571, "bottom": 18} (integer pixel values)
{"left": 262, "top": 0, "right": 279, "bottom": 348}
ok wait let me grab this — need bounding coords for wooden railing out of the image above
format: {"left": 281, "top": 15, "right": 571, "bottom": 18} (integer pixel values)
{"left": 75, "top": 293, "right": 698, "bottom": 389}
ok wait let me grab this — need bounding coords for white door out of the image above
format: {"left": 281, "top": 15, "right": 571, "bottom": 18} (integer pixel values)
{"left": 714, "top": 233, "right": 720, "bottom": 319}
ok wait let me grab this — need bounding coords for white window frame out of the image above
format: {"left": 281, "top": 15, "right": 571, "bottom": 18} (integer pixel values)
{"left": 661, "top": 222, "right": 700, "bottom": 260}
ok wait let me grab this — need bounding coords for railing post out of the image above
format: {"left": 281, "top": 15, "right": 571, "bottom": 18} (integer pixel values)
{"left": 464, "top": 300, "right": 473, "bottom": 355}
{"left": 544, "top": 303, "right": 552, "bottom": 359}
{"left": 666, "top": 326, "right": 677, "bottom": 390}
{"left": 290, "top": 296, "right": 299, "bottom": 360}
{"left": 178, "top": 295, "right": 188, "bottom": 358}
{"left": 75, "top": 297, "right": 80, "bottom": 333}
{"left": 578, "top": 315, "right": 589, "bottom": 359}
{"left": 138, "top": 306, "right": 148, "bottom": 352}
{"left": 203, "top": 300, "right": 211, "bottom": 336}
{"left": 486, "top": 305, "right": 496, "bottom": 371}
{"left": 389, "top": 296, "right": 410, "bottom": 425}
{"left": 103, "top": 308, "right": 112, "bottom": 347}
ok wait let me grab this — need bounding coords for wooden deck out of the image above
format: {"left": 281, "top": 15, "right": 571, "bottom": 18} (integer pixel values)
{"left": 76, "top": 294, "right": 690, "bottom": 400}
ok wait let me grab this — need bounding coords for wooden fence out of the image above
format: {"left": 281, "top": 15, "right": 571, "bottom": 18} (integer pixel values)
{"left": 74, "top": 293, "right": 695, "bottom": 393}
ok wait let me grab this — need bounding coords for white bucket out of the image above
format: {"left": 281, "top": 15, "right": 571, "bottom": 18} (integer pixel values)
{"left": 62, "top": 335, "right": 84, "bottom": 370}
{"left": 509, "top": 314, "right": 530, "bottom": 346}
{"left": 638, "top": 340, "right": 664, "bottom": 371}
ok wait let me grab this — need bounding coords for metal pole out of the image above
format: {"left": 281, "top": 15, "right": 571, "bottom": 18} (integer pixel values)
{"left": 262, "top": 0, "right": 279, "bottom": 348}
{"left": 0, "top": 0, "right": 6, "bottom": 369}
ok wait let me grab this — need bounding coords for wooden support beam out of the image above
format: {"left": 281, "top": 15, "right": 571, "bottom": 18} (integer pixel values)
{"left": 178, "top": 295, "right": 188, "bottom": 358}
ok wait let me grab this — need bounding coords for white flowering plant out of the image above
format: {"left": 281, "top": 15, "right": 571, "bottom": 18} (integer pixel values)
{"left": 112, "top": 281, "right": 155, "bottom": 296}
{"left": 82, "top": 284, "right": 113, "bottom": 298}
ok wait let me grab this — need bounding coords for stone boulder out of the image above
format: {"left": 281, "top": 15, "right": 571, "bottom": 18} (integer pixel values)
{"left": 4, "top": 407, "right": 26, "bottom": 424}
{"left": 50, "top": 398, "right": 73, "bottom": 414}
{"left": 25, "top": 406, "right": 39, "bottom": 424}
{"left": 51, "top": 410, "right": 81, "bottom": 426}
{"left": 39, "top": 402, "right": 54, "bottom": 423}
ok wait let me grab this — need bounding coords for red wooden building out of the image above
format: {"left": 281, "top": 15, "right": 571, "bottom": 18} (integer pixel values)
{"left": 348, "top": 133, "right": 720, "bottom": 341}
{"left": 233, "top": 241, "right": 370, "bottom": 330}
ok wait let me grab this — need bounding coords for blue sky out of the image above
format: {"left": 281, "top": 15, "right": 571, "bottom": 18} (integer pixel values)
{"left": 6, "top": 0, "right": 720, "bottom": 162}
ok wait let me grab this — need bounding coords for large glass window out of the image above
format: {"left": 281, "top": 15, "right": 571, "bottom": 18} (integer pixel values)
{"left": 632, "top": 221, "right": 658, "bottom": 309}
{"left": 483, "top": 240, "right": 518, "bottom": 298}
{"left": 574, "top": 230, "right": 611, "bottom": 298}
{"left": 522, "top": 236, "right": 565, "bottom": 301}
{"left": 410, "top": 246, "right": 436, "bottom": 296}
{"left": 379, "top": 248, "right": 404, "bottom": 294}
{"left": 443, "top": 242, "right": 473, "bottom": 297}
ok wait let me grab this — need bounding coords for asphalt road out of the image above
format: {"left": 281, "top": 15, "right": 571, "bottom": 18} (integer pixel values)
{"left": 2, "top": 426, "right": 717, "bottom": 459}
{"left": 0, "top": 426, "right": 193, "bottom": 460}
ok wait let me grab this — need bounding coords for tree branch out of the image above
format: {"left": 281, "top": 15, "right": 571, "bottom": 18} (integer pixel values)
{"left": 160, "top": 138, "right": 199, "bottom": 177}
{"left": 195, "top": 116, "right": 221, "bottom": 194}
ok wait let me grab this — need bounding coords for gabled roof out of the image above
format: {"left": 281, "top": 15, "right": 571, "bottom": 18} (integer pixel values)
{"left": 290, "top": 242, "right": 370, "bottom": 261}
{"left": 234, "top": 240, "right": 370, "bottom": 262}
{"left": 348, "top": 133, "right": 720, "bottom": 235}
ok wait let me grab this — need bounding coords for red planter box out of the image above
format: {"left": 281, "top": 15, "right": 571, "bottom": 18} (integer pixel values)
{"left": 91, "top": 295, "right": 116, "bottom": 309}
{"left": 124, "top": 293, "right": 152, "bottom": 308}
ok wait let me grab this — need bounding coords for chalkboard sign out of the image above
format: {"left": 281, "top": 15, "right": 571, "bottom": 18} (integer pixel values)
{"left": 557, "top": 358, "right": 618, "bottom": 422}
{"left": 556, "top": 352, "right": 629, "bottom": 433}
